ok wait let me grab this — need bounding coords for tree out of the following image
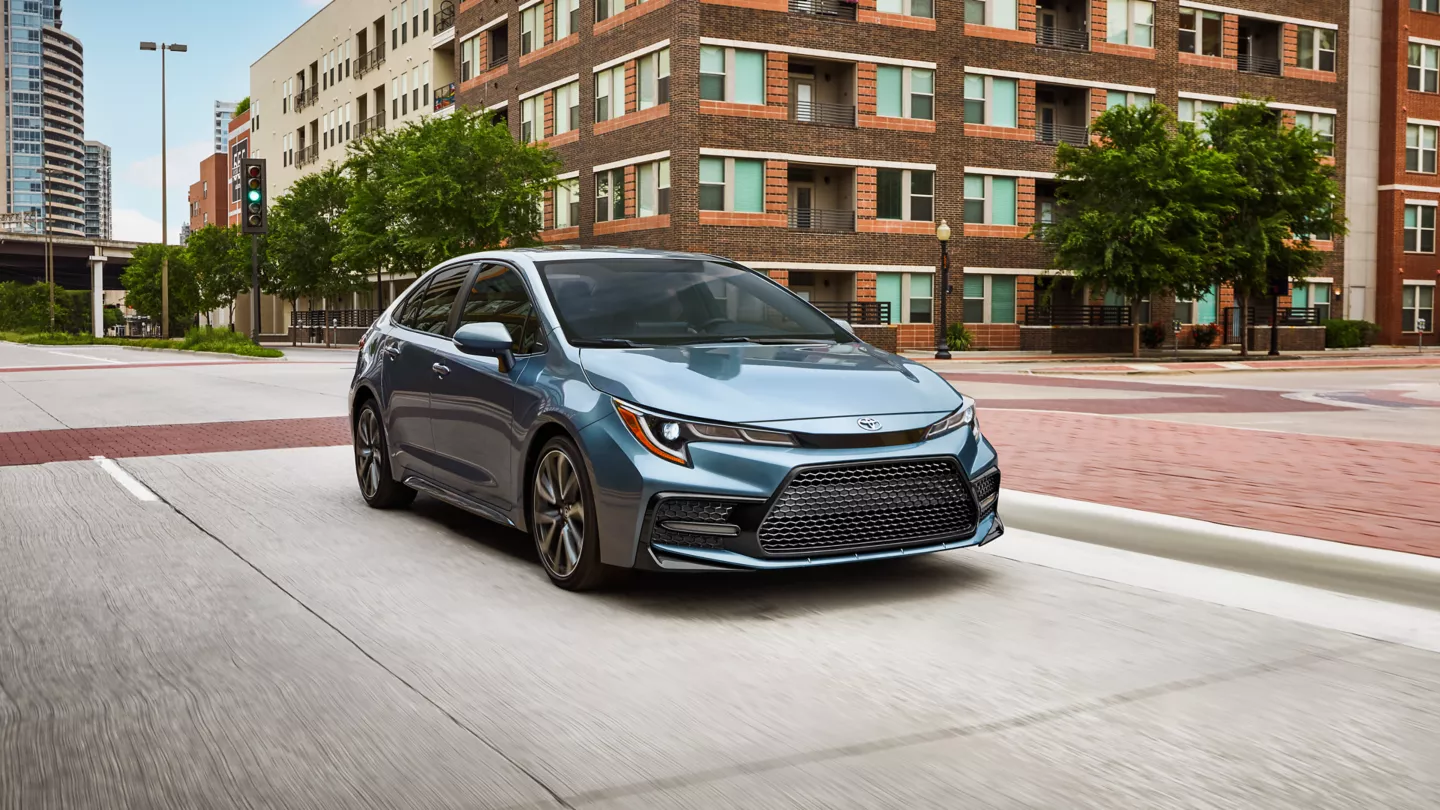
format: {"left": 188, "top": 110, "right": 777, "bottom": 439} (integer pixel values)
{"left": 120, "top": 244, "right": 198, "bottom": 336}
{"left": 339, "top": 107, "right": 559, "bottom": 283}
{"left": 1204, "top": 101, "right": 1347, "bottom": 356}
{"left": 234, "top": 97, "right": 251, "bottom": 116}
{"left": 185, "top": 225, "right": 250, "bottom": 327}
{"left": 1038, "top": 104, "right": 1249, "bottom": 356}
{"left": 265, "top": 165, "right": 364, "bottom": 343}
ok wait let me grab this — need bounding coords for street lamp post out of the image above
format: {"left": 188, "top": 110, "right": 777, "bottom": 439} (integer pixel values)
{"left": 934, "top": 219, "right": 952, "bottom": 360}
{"left": 140, "top": 41, "right": 187, "bottom": 338}
{"left": 38, "top": 168, "right": 54, "bottom": 331}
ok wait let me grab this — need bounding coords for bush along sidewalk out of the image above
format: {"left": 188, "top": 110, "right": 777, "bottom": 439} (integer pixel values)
{"left": 1322, "top": 319, "right": 1379, "bottom": 349}
{"left": 0, "top": 327, "right": 284, "bottom": 358}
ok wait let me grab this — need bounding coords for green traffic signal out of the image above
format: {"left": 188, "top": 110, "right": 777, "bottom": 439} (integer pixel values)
{"left": 248, "top": 190, "right": 262, "bottom": 203}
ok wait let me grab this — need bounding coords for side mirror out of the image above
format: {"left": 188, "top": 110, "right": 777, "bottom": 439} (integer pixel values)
{"left": 453, "top": 322, "right": 515, "bottom": 371}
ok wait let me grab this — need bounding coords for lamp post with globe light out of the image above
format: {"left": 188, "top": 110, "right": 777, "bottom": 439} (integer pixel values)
{"left": 934, "top": 219, "right": 952, "bottom": 360}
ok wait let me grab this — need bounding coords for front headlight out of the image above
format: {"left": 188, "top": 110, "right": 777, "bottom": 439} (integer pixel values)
{"left": 926, "top": 402, "right": 978, "bottom": 439}
{"left": 613, "top": 399, "right": 796, "bottom": 466}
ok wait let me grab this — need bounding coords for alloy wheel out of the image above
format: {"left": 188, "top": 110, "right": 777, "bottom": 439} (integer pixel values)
{"left": 355, "top": 408, "right": 383, "bottom": 499}
{"left": 534, "top": 449, "right": 585, "bottom": 578}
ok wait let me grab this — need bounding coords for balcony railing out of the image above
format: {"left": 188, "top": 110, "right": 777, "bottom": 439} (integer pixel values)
{"left": 1223, "top": 306, "right": 1322, "bottom": 334}
{"left": 434, "top": 83, "right": 457, "bottom": 112}
{"left": 295, "top": 85, "right": 319, "bottom": 113}
{"left": 787, "top": 207, "right": 855, "bottom": 233}
{"left": 792, "top": 100, "right": 856, "bottom": 127}
{"left": 1036, "top": 25, "right": 1090, "bottom": 50}
{"left": 357, "top": 112, "right": 386, "bottom": 139}
{"left": 488, "top": 52, "right": 509, "bottom": 70}
{"left": 1036, "top": 122, "right": 1090, "bottom": 146}
{"left": 813, "top": 301, "right": 892, "bottom": 325}
{"left": 1022, "top": 305, "right": 1133, "bottom": 326}
{"left": 1237, "top": 53, "right": 1283, "bottom": 76}
{"left": 356, "top": 43, "right": 386, "bottom": 78}
{"left": 295, "top": 144, "right": 319, "bottom": 169}
{"left": 291, "top": 309, "right": 381, "bottom": 329}
{"left": 435, "top": 0, "right": 456, "bottom": 34}
{"left": 788, "top": 0, "right": 858, "bottom": 20}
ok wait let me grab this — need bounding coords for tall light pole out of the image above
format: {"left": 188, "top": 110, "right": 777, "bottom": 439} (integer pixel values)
{"left": 140, "top": 41, "right": 187, "bottom": 338}
{"left": 38, "top": 167, "right": 55, "bottom": 331}
{"left": 934, "top": 219, "right": 952, "bottom": 360}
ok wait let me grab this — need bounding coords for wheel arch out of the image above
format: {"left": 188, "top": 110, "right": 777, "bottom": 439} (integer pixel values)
{"left": 518, "top": 417, "right": 588, "bottom": 534}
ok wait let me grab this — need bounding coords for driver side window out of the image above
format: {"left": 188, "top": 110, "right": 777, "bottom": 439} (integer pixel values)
{"left": 457, "top": 263, "right": 544, "bottom": 353}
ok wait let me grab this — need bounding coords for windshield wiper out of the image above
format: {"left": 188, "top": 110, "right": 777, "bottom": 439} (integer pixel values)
{"left": 701, "top": 337, "right": 838, "bottom": 345}
{"left": 570, "top": 338, "right": 647, "bottom": 348}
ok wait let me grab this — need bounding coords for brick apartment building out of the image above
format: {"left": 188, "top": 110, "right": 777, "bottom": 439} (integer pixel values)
{"left": 442, "top": 0, "right": 1361, "bottom": 350}
{"left": 187, "top": 153, "right": 230, "bottom": 234}
{"left": 1379, "top": 0, "right": 1439, "bottom": 345}
{"left": 226, "top": 109, "right": 252, "bottom": 228}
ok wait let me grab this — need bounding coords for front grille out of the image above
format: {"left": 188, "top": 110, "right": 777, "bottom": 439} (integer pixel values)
{"left": 973, "top": 469, "right": 1001, "bottom": 512}
{"left": 650, "top": 499, "right": 736, "bottom": 549}
{"left": 757, "top": 458, "right": 978, "bottom": 556}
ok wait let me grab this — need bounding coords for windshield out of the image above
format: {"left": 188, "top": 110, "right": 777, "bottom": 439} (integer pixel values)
{"left": 535, "top": 258, "right": 854, "bottom": 346}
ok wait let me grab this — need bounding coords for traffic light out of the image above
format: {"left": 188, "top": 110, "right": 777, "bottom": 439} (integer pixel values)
{"left": 240, "top": 158, "right": 268, "bottom": 235}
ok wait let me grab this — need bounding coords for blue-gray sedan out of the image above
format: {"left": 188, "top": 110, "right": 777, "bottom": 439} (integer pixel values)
{"left": 350, "top": 249, "right": 1002, "bottom": 590}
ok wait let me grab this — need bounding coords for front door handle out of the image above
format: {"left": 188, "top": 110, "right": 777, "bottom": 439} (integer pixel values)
{"left": 432, "top": 363, "right": 451, "bottom": 378}
{"left": 381, "top": 344, "right": 402, "bottom": 360}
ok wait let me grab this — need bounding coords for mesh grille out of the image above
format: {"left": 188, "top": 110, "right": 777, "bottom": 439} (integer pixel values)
{"left": 758, "top": 459, "right": 978, "bottom": 555}
{"left": 650, "top": 499, "right": 735, "bottom": 550}
{"left": 973, "top": 469, "right": 1001, "bottom": 509}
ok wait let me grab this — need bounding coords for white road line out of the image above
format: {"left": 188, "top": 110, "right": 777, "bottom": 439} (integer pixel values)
{"left": 92, "top": 456, "right": 159, "bottom": 502}
{"left": 982, "top": 530, "right": 1440, "bottom": 655}
{"left": 48, "top": 351, "right": 123, "bottom": 364}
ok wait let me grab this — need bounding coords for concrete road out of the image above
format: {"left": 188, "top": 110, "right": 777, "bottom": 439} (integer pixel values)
{"left": 2, "top": 445, "right": 1437, "bottom": 808}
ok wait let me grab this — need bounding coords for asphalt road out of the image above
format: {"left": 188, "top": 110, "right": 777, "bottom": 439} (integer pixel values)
{"left": 2, "top": 341, "right": 1439, "bottom": 808}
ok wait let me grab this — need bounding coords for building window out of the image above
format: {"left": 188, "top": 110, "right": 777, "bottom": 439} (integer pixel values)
{"left": 595, "top": 64, "right": 625, "bottom": 122}
{"left": 876, "top": 66, "right": 934, "bottom": 120}
{"left": 964, "top": 75, "right": 1018, "bottom": 127}
{"left": 595, "top": 169, "right": 624, "bottom": 222}
{"left": 392, "top": 7, "right": 400, "bottom": 50}
{"left": 1175, "top": 285, "right": 1218, "bottom": 324}
{"left": 1408, "top": 125, "right": 1438, "bottom": 173}
{"left": 554, "top": 179, "right": 580, "bottom": 228}
{"left": 1107, "top": 0, "right": 1154, "bottom": 47}
{"left": 1403, "top": 284, "right": 1436, "bottom": 331}
{"left": 875, "top": 169, "right": 935, "bottom": 221}
{"left": 1405, "top": 204, "right": 1437, "bottom": 253}
{"left": 1106, "top": 90, "right": 1153, "bottom": 109}
{"left": 596, "top": 0, "right": 619, "bottom": 22}
{"left": 636, "top": 159, "right": 671, "bottom": 218}
{"left": 1413, "top": 0, "right": 1440, "bottom": 14}
{"left": 637, "top": 48, "right": 670, "bottom": 109}
{"left": 553, "top": 82, "right": 580, "bottom": 135}
{"left": 876, "top": 272, "right": 938, "bottom": 325}
{"left": 1179, "top": 9, "right": 1223, "bottom": 57}
{"left": 1295, "top": 112, "right": 1335, "bottom": 156}
{"left": 965, "top": 0, "right": 1017, "bottom": 28}
{"left": 521, "top": 96, "right": 538, "bottom": 142}
{"left": 555, "top": 0, "right": 576, "bottom": 39}
{"left": 461, "top": 35, "right": 480, "bottom": 82}
{"left": 1290, "top": 282, "right": 1331, "bottom": 320}
{"left": 1178, "top": 98, "right": 1221, "bottom": 135}
{"left": 962, "top": 275, "right": 1017, "bottom": 324}
{"left": 521, "top": 3, "right": 541, "bottom": 54}
{"left": 699, "top": 156, "right": 764, "bottom": 213}
{"left": 876, "top": 0, "right": 933, "bottom": 19}
{"left": 1296, "top": 27, "right": 1336, "bottom": 72}
{"left": 1410, "top": 43, "right": 1440, "bottom": 92}
{"left": 963, "top": 175, "right": 1017, "bottom": 226}
{"left": 700, "top": 46, "right": 765, "bottom": 105}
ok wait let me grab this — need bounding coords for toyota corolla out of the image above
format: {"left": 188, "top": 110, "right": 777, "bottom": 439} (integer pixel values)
{"left": 350, "top": 249, "right": 1002, "bottom": 590}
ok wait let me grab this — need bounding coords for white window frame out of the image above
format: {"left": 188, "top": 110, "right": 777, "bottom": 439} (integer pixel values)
{"left": 1107, "top": 0, "right": 1154, "bottom": 48}
{"left": 876, "top": 0, "right": 934, "bottom": 19}
{"left": 1290, "top": 281, "right": 1333, "bottom": 320}
{"left": 1417, "top": 0, "right": 1440, "bottom": 13}
{"left": 1402, "top": 281, "right": 1436, "bottom": 332}
{"left": 637, "top": 47, "right": 670, "bottom": 110}
{"left": 1107, "top": 90, "right": 1153, "bottom": 109}
{"left": 876, "top": 66, "right": 934, "bottom": 121}
{"left": 1179, "top": 9, "right": 1223, "bottom": 57}
{"left": 555, "top": 0, "right": 576, "bottom": 41}
{"left": 1410, "top": 42, "right": 1440, "bottom": 93}
{"left": 962, "top": 274, "right": 1018, "bottom": 324}
{"left": 635, "top": 159, "right": 671, "bottom": 218}
{"left": 1178, "top": 98, "right": 1221, "bottom": 133}
{"left": 553, "top": 81, "right": 580, "bottom": 135}
{"left": 521, "top": 96, "right": 538, "bottom": 143}
{"left": 876, "top": 168, "right": 934, "bottom": 221}
{"left": 554, "top": 178, "right": 579, "bottom": 229}
{"left": 596, "top": 0, "right": 620, "bottom": 22}
{"left": 1296, "top": 26, "right": 1336, "bottom": 72}
{"left": 595, "top": 167, "right": 625, "bottom": 222}
{"left": 699, "top": 46, "right": 765, "bottom": 105}
{"left": 1408, "top": 123, "right": 1438, "bottom": 174}
{"left": 1295, "top": 111, "right": 1335, "bottom": 156}
{"left": 461, "top": 34, "right": 480, "bottom": 82}
{"left": 965, "top": 0, "right": 1018, "bottom": 29}
{"left": 595, "top": 64, "right": 625, "bottom": 122}
{"left": 520, "top": 3, "right": 542, "bottom": 55}
{"left": 1405, "top": 202, "right": 1437, "bottom": 254}
{"left": 962, "top": 174, "right": 1017, "bottom": 226}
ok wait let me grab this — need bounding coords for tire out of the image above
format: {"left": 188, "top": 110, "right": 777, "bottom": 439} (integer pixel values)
{"left": 354, "top": 399, "right": 416, "bottom": 509}
{"left": 531, "top": 436, "right": 616, "bottom": 591}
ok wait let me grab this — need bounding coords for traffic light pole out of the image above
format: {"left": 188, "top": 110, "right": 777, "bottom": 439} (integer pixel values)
{"left": 251, "top": 235, "right": 261, "bottom": 342}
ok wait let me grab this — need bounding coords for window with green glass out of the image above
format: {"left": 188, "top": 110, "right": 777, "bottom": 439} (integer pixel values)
{"left": 1196, "top": 284, "right": 1218, "bottom": 323}
{"left": 964, "top": 175, "right": 985, "bottom": 224}
{"left": 990, "top": 78, "right": 1017, "bottom": 127}
{"left": 909, "top": 274, "right": 933, "bottom": 324}
{"left": 877, "top": 169, "right": 903, "bottom": 219}
{"left": 963, "top": 275, "right": 985, "bottom": 324}
{"left": 699, "top": 157, "right": 725, "bottom": 211}
{"left": 734, "top": 50, "right": 765, "bottom": 105}
{"left": 876, "top": 273, "right": 902, "bottom": 325}
{"left": 733, "top": 159, "right": 764, "bottom": 213}
{"left": 877, "top": 66, "right": 903, "bottom": 118}
{"left": 990, "top": 276, "right": 1016, "bottom": 323}
{"left": 990, "top": 177, "right": 1016, "bottom": 226}
{"left": 700, "top": 46, "right": 726, "bottom": 101}
{"left": 911, "top": 69, "right": 934, "bottom": 120}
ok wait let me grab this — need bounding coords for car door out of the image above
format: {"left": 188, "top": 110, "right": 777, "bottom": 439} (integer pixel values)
{"left": 381, "top": 264, "right": 470, "bottom": 479}
{"left": 429, "top": 262, "right": 545, "bottom": 511}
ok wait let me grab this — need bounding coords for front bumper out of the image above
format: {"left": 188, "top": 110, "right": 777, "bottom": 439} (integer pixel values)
{"left": 577, "top": 410, "right": 1002, "bottom": 570}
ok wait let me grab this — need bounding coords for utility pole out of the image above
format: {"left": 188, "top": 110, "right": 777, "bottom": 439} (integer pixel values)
{"left": 141, "top": 41, "right": 188, "bottom": 337}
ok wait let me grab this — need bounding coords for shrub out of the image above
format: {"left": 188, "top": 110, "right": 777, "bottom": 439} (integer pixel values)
{"left": 1323, "top": 319, "right": 1378, "bottom": 349}
{"left": 946, "top": 323, "right": 973, "bottom": 351}
{"left": 1192, "top": 323, "right": 1221, "bottom": 348}
{"left": 1140, "top": 322, "right": 1167, "bottom": 349}
{"left": 180, "top": 327, "right": 284, "bottom": 358}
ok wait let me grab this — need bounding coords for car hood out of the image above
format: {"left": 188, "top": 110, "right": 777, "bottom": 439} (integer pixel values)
{"left": 578, "top": 342, "right": 963, "bottom": 424}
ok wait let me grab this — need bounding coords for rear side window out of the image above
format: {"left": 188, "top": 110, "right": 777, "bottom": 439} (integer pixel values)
{"left": 408, "top": 264, "right": 471, "bottom": 335}
{"left": 394, "top": 277, "right": 432, "bottom": 330}
{"left": 457, "top": 263, "right": 544, "bottom": 353}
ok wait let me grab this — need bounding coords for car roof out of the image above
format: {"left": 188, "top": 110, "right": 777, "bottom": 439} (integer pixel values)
{"left": 446, "top": 246, "right": 727, "bottom": 266}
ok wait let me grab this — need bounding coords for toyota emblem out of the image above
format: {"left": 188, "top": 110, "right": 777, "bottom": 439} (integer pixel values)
{"left": 857, "top": 418, "right": 883, "bottom": 432}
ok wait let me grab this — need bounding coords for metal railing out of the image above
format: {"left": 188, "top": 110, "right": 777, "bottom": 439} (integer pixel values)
{"left": 295, "top": 144, "right": 319, "bottom": 169}
{"left": 291, "top": 310, "right": 381, "bottom": 329}
{"left": 1237, "top": 53, "right": 1283, "bottom": 76}
{"left": 813, "top": 301, "right": 892, "bottom": 325}
{"left": 1022, "top": 305, "right": 1132, "bottom": 326}
{"left": 1035, "top": 122, "right": 1090, "bottom": 146}
{"left": 434, "top": 83, "right": 457, "bottom": 112}
{"left": 1223, "top": 306, "right": 1321, "bottom": 333}
{"left": 788, "top": 0, "right": 858, "bottom": 20}
{"left": 295, "top": 85, "right": 319, "bottom": 113}
{"left": 356, "top": 43, "right": 386, "bottom": 78}
{"left": 488, "top": 52, "right": 509, "bottom": 70}
{"left": 435, "top": 0, "right": 456, "bottom": 34}
{"left": 357, "top": 112, "right": 386, "bottom": 139}
{"left": 787, "top": 207, "right": 855, "bottom": 233}
{"left": 792, "top": 100, "right": 856, "bottom": 127}
{"left": 1036, "top": 25, "right": 1091, "bottom": 50}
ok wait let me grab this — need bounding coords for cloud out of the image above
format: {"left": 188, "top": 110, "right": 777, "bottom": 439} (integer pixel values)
{"left": 122, "top": 139, "right": 216, "bottom": 193}
{"left": 113, "top": 208, "right": 183, "bottom": 245}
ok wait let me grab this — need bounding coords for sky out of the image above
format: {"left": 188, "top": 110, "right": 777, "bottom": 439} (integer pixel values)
{"left": 63, "top": 0, "right": 329, "bottom": 243}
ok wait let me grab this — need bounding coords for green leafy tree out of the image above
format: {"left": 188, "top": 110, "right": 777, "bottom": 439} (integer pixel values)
{"left": 266, "top": 165, "right": 365, "bottom": 308}
{"left": 1204, "top": 101, "right": 1347, "bottom": 355}
{"left": 120, "top": 244, "right": 198, "bottom": 336}
{"left": 185, "top": 224, "right": 251, "bottom": 327}
{"left": 1037, "top": 104, "right": 1249, "bottom": 356}
{"left": 339, "top": 107, "right": 559, "bottom": 283}
{"left": 234, "top": 97, "right": 251, "bottom": 115}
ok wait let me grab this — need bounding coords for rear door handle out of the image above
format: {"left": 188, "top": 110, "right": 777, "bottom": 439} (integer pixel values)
{"left": 432, "top": 363, "right": 451, "bottom": 378}
{"left": 381, "top": 344, "right": 401, "bottom": 359}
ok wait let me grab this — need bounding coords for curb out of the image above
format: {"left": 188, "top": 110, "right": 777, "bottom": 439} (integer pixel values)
{"left": 999, "top": 489, "right": 1440, "bottom": 611}
{"left": 1026, "top": 361, "right": 1440, "bottom": 376}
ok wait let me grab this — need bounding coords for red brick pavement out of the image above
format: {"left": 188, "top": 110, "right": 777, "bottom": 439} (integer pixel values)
{"left": 0, "top": 417, "right": 351, "bottom": 467}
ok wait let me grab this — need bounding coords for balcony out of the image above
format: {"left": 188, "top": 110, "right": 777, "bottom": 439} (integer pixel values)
{"left": 357, "top": 112, "right": 386, "bottom": 139}
{"left": 792, "top": 100, "right": 855, "bottom": 127}
{"left": 434, "top": 83, "right": 457, "bottom": 112}
{"left": 295, "top": 85, "right": 319, "bottom": 113}
{"left": 435, "top": 0, "right": 456, "bottom": 34}
{"left": 356, "top": 43, "right": 386, "bottom": 78}
{"left": 295, "top": 144, "right": 319, "bottom": 169}
{"left": 788, "top": 0, "right": 858, "bottom": 21}
{"left": 1036, "top": 25, "right": 1089, "bottom": 50}
{"left": 1237, "top": 19, "right": 1283, "bottom": 76}
{"left": 1036, "top": 122, "right": 1089, "bottom": 146}
{"left": 789, "top": 60, "right": 856, "bottom": 128}
{"left": 1236, "top": 53, "right": 1282, "bottom": 77}
{"left": 787, "top": 207, "right": 855, "bottom": 232}
{"left": 813, "top": 300, "right": 892, "bottom": 325}
{"left": 1036, "top": 0, "right": 1089, "bottom": 51}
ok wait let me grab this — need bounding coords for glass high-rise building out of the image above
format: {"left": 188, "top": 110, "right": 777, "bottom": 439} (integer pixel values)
{"left": 83, "top": 139, "right": 110, "bottom": 239}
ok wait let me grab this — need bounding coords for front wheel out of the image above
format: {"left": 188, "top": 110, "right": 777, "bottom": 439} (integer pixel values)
{"left": 354, "top": 400, "right": 416, "bottom": 509}
{"left": 532, "top": 437, "right": 616, "bottom": 591}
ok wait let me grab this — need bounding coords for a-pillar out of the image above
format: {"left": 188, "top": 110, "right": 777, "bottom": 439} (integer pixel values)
{"left": 89, "top": 248, "right": 106, "bottom": 337}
